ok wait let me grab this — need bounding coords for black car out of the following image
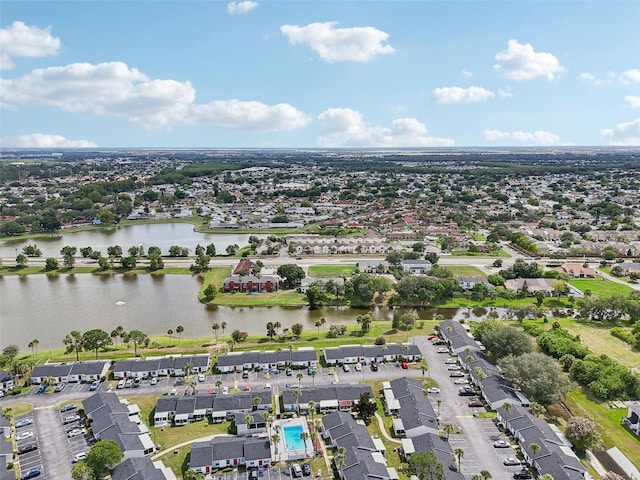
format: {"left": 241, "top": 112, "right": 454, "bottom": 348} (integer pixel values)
{"left": 370, "top": 363, "right": 379, "bottom": 372}
{"left": 18, "top": 444, "right": 38, "bottom": 455}
{"left": 302, "top": 463, "right": 312, "bottom": 476}
{"left": 458, "top": 386, "right": 475, "bottom": 396}
{"left": 513, "top": 470, "right": 532, "bottom": 479}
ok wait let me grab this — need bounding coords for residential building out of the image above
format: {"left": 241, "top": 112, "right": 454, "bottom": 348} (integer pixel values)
{"left": 216, "top": 348, "right": 317, "bottom": 373}
{"left": 323, "top": 344, "right": 422, "bottom": 366}
{"left": 400, "top": 432, "right": 464, "bottom": 480}
{"left": 385, "top": 377, "right": 438, "bottom": 438}
{"left": 110, "top": 457, "right": 177, "bottom": 480}
{"left": 30, "top": 361, "right": 110, "bottom": 384}
{"left": 0, "top": 370, "right": 13, "bottom": 393}
{"left": 281, "top": 384, "right": 373, "bottom": 414}
{"left": 401, "top": 259, "right": 432, "bottom": 274}
{"left": 188, "top": 437, "right": 271, "bottom": 476}
{"left": 113, "top": 354, "right": 210, "bottom": 379}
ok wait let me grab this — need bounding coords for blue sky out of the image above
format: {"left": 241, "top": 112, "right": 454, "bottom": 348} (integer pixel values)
{"left": 1, "top": 0, "right": 639, "bottom": 148}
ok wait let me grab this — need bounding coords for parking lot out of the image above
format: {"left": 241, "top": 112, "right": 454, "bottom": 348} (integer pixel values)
{"left": 29, "top": 380, "right": 104, "bottom": 396}
{"left": 14, "top": 412, "right": 46, "bottom": 480}
{"left": 211, "top": 463, "right": 317, "bottom": 480}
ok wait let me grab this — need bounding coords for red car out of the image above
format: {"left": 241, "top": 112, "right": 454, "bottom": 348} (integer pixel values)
{"left": 427, "top": 335, "right": 439, "bottom": 340}
{"left": 401, "top": 362, "right": 409, "bottom": 369}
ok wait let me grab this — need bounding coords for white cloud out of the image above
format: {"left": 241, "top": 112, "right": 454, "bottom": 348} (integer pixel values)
{"left": 620, "top": 69, "right": 640, "bottom": 84}
{"left": 483, "top": 128, "right": 560, "bottom": 144}
{"left": 2, "top": 133, "right": 97, "bottom": 148}
{"left": 280, "top": 22, "right": 394, "bottom": 62}
{"left": 625, "top": 96, "right": 640, "bottom": 108}
{"left": 1, "top": 61, "right": 310, "bottom": 131}
{"left": 497, "top": 88, "right": 513, "bottom": 98}
{"left": 227, "top": 1, "right": 257, "bottom": 15}
{"left": 494, "top": 39, "right": 565, "bottom": 80}
{"left": 317, "top": 108, "right": 454, "bottom": 147}
{"left": 0, "top": 21, "right": 61, "bottom": 69}
{"left": 578, "top": 72, "right": 604, "bottom": 86}
{"left": 432, "top": 86, "right": 495, "bottom": 104}
{"left": 462, "top": 68, "right": 473, "bottom": 78}
{"left": 601, "top": 117, "right": 640, "bottom": 145}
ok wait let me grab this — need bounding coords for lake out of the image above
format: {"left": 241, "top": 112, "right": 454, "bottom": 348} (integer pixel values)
{"left": 0, "top": 223, "right": 264, "bottom": 258}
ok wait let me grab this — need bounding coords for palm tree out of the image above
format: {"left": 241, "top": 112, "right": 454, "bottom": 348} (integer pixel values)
{"left": 1, "top": 407, "right": 13, "bottom": 422}
{"left": 320, "top": 317, "right": 326, "bottom": 331}
{"left": 244, "top": 414, "right": 254, "bottom": 432}
{"left": 442, "top": 423, "right": 455, "bottom": 440}
{"left": 453, "top": 448, "right": 464, "bottom": 473}
{"left": 270, "top": 433, "right": 280, "bottom": 460}
{"left": 480, "top": 470, "right": 492, "bottom": 479}
{"left": 315, "top": 320, "right": 322, "bottom": 337}
{"left": 335, "top": 446, "right": 346, "bottom": 470}
{"left": 212, "top": 323, "right": 220, "bottom": 340}
{"left": 502, "top": 402, "right": 512, "bottom": 434}
{"left": 300, "top": 431, "right": 310, "bottom": 457}
{"left": 183, "top": 362, "right": 193, "bottom": 380}
{"left": 293, "top": 389, "right": 302, "bottom": 415}
{"left": 310, "top": 431, "right": 318, "bottom": 457}
{"left": 297, "top": 372, "right": 304, "bottom": 388}
{"left": 263, "top": 412, "right": 273, "bottom": 435}
{"left": 110, "top": 329, "right": 119, "bottom": 348}
{"left": 215, "top": 379, "right": 222, "bottom": 394}
{"left": 436, "top": 399, "right": 442, "bottom": 422}
{"left": 167, "top": 328, "right": 173, "bottom": 346}
{"left": 28, "top": 339, "right": 39, "bottom": 356}
{"left": 420, "top": 358, "right": 428, "bottom": 378}
{"left": 176, "top": 325, "right": 184, "bottom": 344}
{"left": 529, "top": 442, "right": 541, "bottom": 469}
{"left": 221, "top": 321, "right": 227, "bottom": 338}
{"left": 310, "top": 369, "right": 317, "bottom": 387}
{"left": 308, "top": 400, "right": 316, "bottom": 420}
{"left": 253, "top": 396, "right": 262, "bottom": 411}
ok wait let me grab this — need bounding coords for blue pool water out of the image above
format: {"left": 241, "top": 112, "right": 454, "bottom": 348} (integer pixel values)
{"left": 283, "top": 425, "right": 305, "bottom": 451}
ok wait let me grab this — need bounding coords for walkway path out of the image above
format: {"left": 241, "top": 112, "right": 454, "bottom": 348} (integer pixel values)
{"left": 152, "top": 433, "right": 232, "bottom": 460}
{"left": 373, "top": 413, "right": 402, "bottom": 445}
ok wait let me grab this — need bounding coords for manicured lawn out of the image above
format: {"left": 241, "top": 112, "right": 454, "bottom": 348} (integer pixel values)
{"left": 211, "top": 289, "right": 308, "bottom": 306}
{"left": 3, "top": 402, "right": 33, "bottom": 417}
{"left": 568, "top": 278, "right": 634, "bottom": 296}
{"left": 445, "top": 266, "right": 486, "bottom": 276}
{"left": 308, "top": 265, "right": 357, "bottom": 278}
{"left": 565, "top": 389, "right": 640, "bottom": 470}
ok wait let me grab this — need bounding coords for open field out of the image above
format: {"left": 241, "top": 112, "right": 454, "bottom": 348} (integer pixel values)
{"left": 565, "top": 389, "right": 640, "bottom": 470}
{"left": 444, "top": 265, "right": 486, "bottom": 276}
{"left": 568, "top": 278, "right": 634, "bottom": 296}
{"left": 307, "top": 264, "right": 357, "bottom": 278}
{"left": 2, "top": 402, "right": 33, "bottom": 417}
{"left": 210, "top": 290, "right": 308, "bottom": 306}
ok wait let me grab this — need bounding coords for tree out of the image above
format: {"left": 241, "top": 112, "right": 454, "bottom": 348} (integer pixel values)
{"left": 354, "top": 391, "right": 377, "bottom": 425}
{"left": 16, "top": 253, "right": 27, "bottom": 267}
{"left": 306, "top": 284, "right": 328, "bottom": 308}
{"left": 441, "top": 423, "right": 455, "bottom": 440}
{"left": 167, "top": 329, "right": 173, "bottom": 346}
{"left": 291, "top": 323, "right": 304, "bottom": 338}
{"left": 45, "top": 257, "right": 59, "bottom": 271}
{"left": 334, "top": 446, "right": 346, "bottom": 470}
{"left": 277, "top": 264, "right": 306, "bottom": 288}
{"left": 28, "top": 339, "right": 39, "bottom": 356}
{"left": 203, "top": 284, "right": 216, "bottom": 301}
{"left": 453, "top": 448, "right": 464, "bottom": 473}
{"left": 300, "top": 431, "right": 310, "bottom": 457}
{"left": 481, "top": 326, "right": 533, "bottom": 359}
{"left": 212, "top": 323, "right": 220, "bottom": 340}
{"left": 221, "top": 321, "right": 227, "bottom": 338}
{"left": 231, "top": 329, "right": 248, "bottom": 343}
{"left": 499, "top": 352, "right": 573, "bottom": 405}
{"left": 297, "top": 372, "right": 304, "bottom": 388}
{"left": 71, "top": 461, "right": 93, "bottom": 480}
{"left": 356, "top": 313, "right": 373, "bottom": 334}
{"left": 82, "top": 329, "right": 113, "bottom": 359}
{"left": 529, "top": 442, "right": 540, "bottom": 467}
{"left": 63, "top": 331, "right": 84, "bottom": 361}
{"left": 184, "top": 470, "right": 206, "bottom": 480}
{"left": 293, "top": 389, "right": 302, "bottom": 414}
{"left": 125, "top": 330, "right": 148, "bottom": 356}
{"left": 407, "top": 450, "right": 444, "bottom": 480}
{"left": 565, "top": 416, "right": 601, "bottom": 453}
{"left": 85, "top": 439, "right": 123, "bottom": 478}
{"left": 176, "top": 325, "right": 184, "bottom": 344}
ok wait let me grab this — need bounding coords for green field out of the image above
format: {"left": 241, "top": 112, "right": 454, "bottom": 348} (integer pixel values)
{"left": 308, "top": 264, "right": 357, "bottom": 278}
{"left": 211, "top": 289, "right": 308, "bottom": 306}
{"left": 568, "top": 278, "right": 634, "bottom": 296}
{"left": 445, "top": 265, "right": 486, "bottom": 276}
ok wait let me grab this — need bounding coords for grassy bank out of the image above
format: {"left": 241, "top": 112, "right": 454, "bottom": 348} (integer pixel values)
{"left": 568, "top": 278, "right": 634, "bottom": 296}
{"left": 308, "top": 265, "right": 357, "bottom": 278}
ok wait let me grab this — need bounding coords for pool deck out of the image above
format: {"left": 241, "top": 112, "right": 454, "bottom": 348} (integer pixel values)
{"left": 272, "top": 416, "right": 311, "bottom": 461}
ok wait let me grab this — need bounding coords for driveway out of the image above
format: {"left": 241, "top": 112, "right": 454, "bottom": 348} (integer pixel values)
{"left": 33, "top": 405, "right": 73, "bottom": 479}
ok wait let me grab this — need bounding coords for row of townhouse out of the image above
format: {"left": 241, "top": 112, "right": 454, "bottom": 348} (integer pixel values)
{"left": 215, "top": 348, "right": 317, "bottom": 373}
{"left": 189, "top": 437, "right": 272, "bottom": 476}
{"left": 281, "top": 384, "right": 373, "bottom": 414}
{"left": 400, "top": 432, "right": 464, "bottom": 480}
{"left": 382, "top": 377, "right": 438, "bottom": 439}
{"left": 222, "top": 274, "right": 281, "bottom": 293}
{"left": 113, "top": 354, "right": 211, "bottom": 379}
{"left": 439, "top": 321, "right": 591, "bottom": 480}
{"left": 322, "top": 411, "right": 398, "bottom": 480}
{"left": 0, "top": 370, "right": 13, "bottom": 393}
{"left": 83, "top": 392, "right": 176, "bottom": 480}
{"left": 323, "top": 343, "right": 422, "bottom": 366}
{"left": 497, "top": 404, "right": 586, "bottom": 480}
{"left": 153, "top": 391, "right": 272, "bottom": 426}
{"left": 30, "top": 361, "right": 110, "bottom": 384}
{"left": 286, "top": 235, "right": 401, "bottom": 255}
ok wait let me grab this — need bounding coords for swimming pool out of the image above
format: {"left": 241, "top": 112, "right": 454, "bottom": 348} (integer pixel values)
{"left": 283, "top": 425, "right": 305, "bottom": 451}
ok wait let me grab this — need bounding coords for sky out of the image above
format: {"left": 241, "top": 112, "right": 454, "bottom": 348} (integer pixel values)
{"left": 0, "top": 0, "right": 639, "bottom": 149}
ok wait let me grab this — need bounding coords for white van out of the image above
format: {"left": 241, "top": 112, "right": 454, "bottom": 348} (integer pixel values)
{"left": 117, "top": 380, "right": 125, "bottom": 389}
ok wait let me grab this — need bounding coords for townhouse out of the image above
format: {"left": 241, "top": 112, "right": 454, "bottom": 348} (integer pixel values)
{"left": 401, "top": 259, "right": 432, "bottom": 274}
{"left": 400, "top": 432, "right": 464, "bottom": 480}
{"left": 438, "top": 320, "right": 483, "bottom": 355}
{"left": 623, "top": 403, "right": 640, "bottom": 436}
{"left": 281, "top": 384, "right": 373, "bottom": 414}
{"left": 323, "top": 343, "right": 422, "bottom": 366}
{"left": 189, "top": 437, "right": 272, "bottom": 476}
{"left": 111, "top": 457, "right": 178, "bottom": 480}
{"left": 153, "top": 391, "right": 272, "bottom": 426}
{"left": 383, "top": 377, "right": 438, "bottom": 438}
{"left": 113, "top": 354, "right": 210, "bottom": 379}
{"left": 30, "top": 361, "right": 110, "bottom": 384}
{"left": 215, "top": 348, "right": 317, "bottom": 373}
{"left": 0, "top": 370, "right": 13, "bottom": 393}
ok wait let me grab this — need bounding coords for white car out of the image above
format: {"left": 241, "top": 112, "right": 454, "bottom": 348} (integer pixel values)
{"left": 447, "top": 365, "right": 462, "bottom": 371}
{"left": 67, "top": 428, "right": 85, "bottom": 438}
{"left": 437, "top": 347, "right": 450, "bottom": 353}
{"left": 445, "top": 358, "right": 458, "bottom": 364}
{"left": 198, "top": 373, "right": 206, "bottom": 382}
{"left": 426, "top": 387, "right": 440, "bottom": 394}
{"left": 72, "top": 452, "right": 88, "bottom": 463}
{"left": 149, "top": 377, "right": 158, "bottom": 385}
{"left": 222, "top": 386, "right": 229, "bottom": 395}
{"left": 16, "top": 431, "right": 34, "bottom": 441}
{"left": 354, "top": 363, "right": 362, "bottom": 372}
{"left": 453, "top": 378, "right": 469, "bottom": 385}
{"left": 170, "top": 388, "right": 177, "bottom": 396}
{"left": 117, "top": 380, "right": 125, "bottom": 389}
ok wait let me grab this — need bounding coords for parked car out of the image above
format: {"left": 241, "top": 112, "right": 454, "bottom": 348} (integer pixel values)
{"left": 445, "top": 358, "right": 457, "bottom": 364}
{"left": 354, "top": 363, "right": 362, "bottom": 372}
{"left": 493, "top": 440, "right": 510, "bottom": 448}
{"left": 243, "top": 385, "right": 252, "bottom": 392}
{"left": 458, "top": 387, "right": 475, "bottom": 396}
{"left": 401, "top": 362, "right": 409, "bottom": 369}
{"left": 15, "top": 418, "right": 34, "bottom": 428}
{"left": 18, "top": 444, "right": 38, "bottom": 455}
{"left": 198, "top": 373, "right": 206, "bottom": 382}
{"left": 503, "top": 457, "right": 521, "bottom": 466}
{"left": 170, "top": 388, "right": 177, "bottom": 395}
{"left": 150, "top": 377, "right": 158, "bottom": 385}
{"left": 36, "top": 384, "right": 47, "bottom": 394}
{"left": 54, "top": 383, "right": 66, "bottom": 393}
{"left": 432, "top": 340, "right": 446, "bottom": 345}
{"left": 453, "top": 378, "right": 469, "bottom": 385}
{"left": 291, "top": 464, "right": 302, "bottom": 478}
{"left": 447, "top": 365, "right": 461, "bottom": 371}
{"left": 222, "top": 386, "right": 229, "bottom": 395}
{"left": 117, "top": 380, "right": 125, "bottom": 389}
{"left": 265, "top": 383, "right": 271, "bottom": 389}
{"left": 67, "top": 428, "right": 85, "bottom": 438}
{"left": 285, "top": 369, "right": 292, "bottom": 376}
{"left": 133, "top": 378, "right": 141, "bottom": 388}
{"left": 513, "top": 470, "right": 532, "bottom": 479}
{"left": 242, "top": 371, "right": 250, "bottom": 379}
{"left": 437, "top": 347, "right": 449, "bottom": 353}
{"left": 427, "top": 335, "right": 439, "bottom": 340}
{"left": 342, "top": 364, "right": 350, "bottom": 372}
{"left": 307, "top": 367, "right": 315, "bottom": 375}
{"left": 89, "top": 381, "right": 100, "bottom": 391}
{"left": 124, "top": 379, "right": 133, "bottom": 388}
{"left": 60, "top": 404, "right": 77, "bottom": 413}
{"left": 370, "top": 363, "right": 379, "bottom": 372}
{"left": 63, "top": 414, "right": 81, "bottom": 424}
{"left": 21, "top": 467, "right": 41, "bottom": 479}
{"left": 449, "top": 371, "right": 465, "bottom": 377}
{"left": 426, "top": 387, "right": 440, "bottom": 394}
{"left": 16, "top": 431, "right": 35, "bottom": 441}
{"left": 73, "top": 452, "right": 88, "bottom": 463}
{"left": 302, "top": 463, "right": 312, "bottom": 476}
{"left": 468, "top": 398, "right": 484, "bottom": 407}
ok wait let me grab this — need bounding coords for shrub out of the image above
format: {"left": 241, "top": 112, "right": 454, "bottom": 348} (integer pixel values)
{"left": 610, "top": 327, "right": 636, "bottom": 345}
{"left": 375, "top": 336, "right": 386, "bottom": 345}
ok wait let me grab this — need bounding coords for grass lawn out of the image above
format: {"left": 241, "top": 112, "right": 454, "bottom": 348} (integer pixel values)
{"left": 565, "top": 389, "right": 640, "bottom": 470}
{"left": 553, "top": 318, "right": 640, "bottom": 368}
{"left": 308, "top": 265, "right": 357, "bottom": 278}
{"left": 3, "top": 402, "right": 33, "bottom": 417}
{"left": 211, "top": 290, "right": 308, "bottom": 306}
{"left": 568, "top": 278, "right": 634, "bottom": 296}
{"left": 445, "top": 266, "right": 486, "bottom": 276}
